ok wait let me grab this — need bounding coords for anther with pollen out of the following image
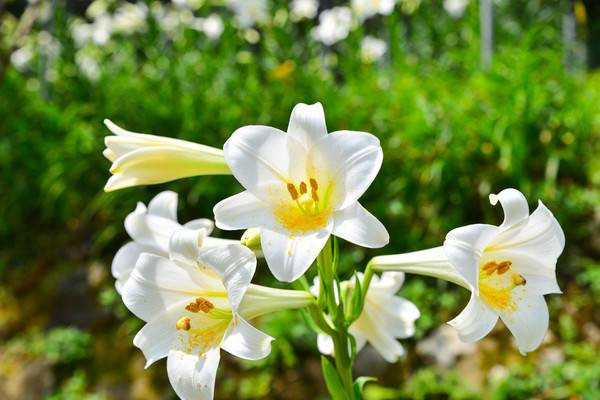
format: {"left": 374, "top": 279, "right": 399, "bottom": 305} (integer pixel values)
{"left": 299, "top": 182, "right": 307, "bottom": 194}
{"left": 496, "top": 261, "right": 512, "bottom": 275}
{"left": 287, "top": 183, "right": 299, "bottom": 200}
{"left": 511, "top": 274, "right": 526, "bottom": 287}
{"left": 185, "top": 297, "right": 215, "bottom": 313}
{"left": 176, "top": 316, "right": 192, "bottom": 331}
{"left": 310, "top": 178, "right": 318, "bottom": 190}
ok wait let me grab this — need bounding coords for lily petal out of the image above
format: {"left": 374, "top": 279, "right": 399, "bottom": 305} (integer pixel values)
{"left": 488, "top": 201, "right": 565, "bottom": 265}
{"left": 332, "top": 201, "right": 389, "bottom": 248}
{"left": 498, "top": 293, "right": 549, "bottom": 354}
{"left": 489, "top": 188, "right": 529, "bottom": 229}
{"left": 125, "top": 202, "right": 180, "bottom": 254}
{"left": 213, "top": 191, "right": 276, "bottom": 231}
{"left": 444, "top": 224, "right": 498, "bottom": 291}
{"left": 221, "top": 316, "right": 273, "bottom": 360}
{"left": 148, "top": 190, "right": 178, "bottom": 221}
{"left": 122, "top": 253, "right": 221, "bottom": 321}
{"left": 184, "top": 218, "right": 215, "bottom": 235}
{"left": 167, "top": 348, "right": 220, "bottom": 400}
{"left": 106, "top": 146, "right": 230, "bottom": 192}
{"left": 133, "top": 299, "right": 189, "bottom": 368}
{"left": 261, "top": 225, "right": 332, "bottom": 282}
{"left": 196, "top": 245, "right": 256, "bottom": 311}
{"left": 169, "top": 227, "right": 207, "bottom": 267}
{"left": 313, "top": 130, "right": 383, "bottom": 210}
{"left": 286, "top": 102, "right": 328, "bottom": 150}
{"left": 223, "top": 125, "right": 291, "bottom": 201}
{"left": 111, "top": 241, "right": 145, "bottom": 292}
{"left": 448, "top": 294, "right": 498, "bottom": 342}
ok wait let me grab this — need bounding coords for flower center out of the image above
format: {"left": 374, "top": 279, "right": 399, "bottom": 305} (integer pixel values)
{"left": 175, "top": 297, "right": 233, "bottom": 355}
{"left": 274, "top": 178, "right": 332, "bottom": 234}
{"left": 478, "top": 260, "right": 526, "bottom": 313}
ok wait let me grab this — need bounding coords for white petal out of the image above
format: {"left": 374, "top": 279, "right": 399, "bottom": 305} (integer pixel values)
{"left": 167, "top": 348, "right": 220, "bottom": 400}
{"left": 489, "top": 201, "right": 565, "bottom": 266}
{"left": 374, "top": 272, "right": 405, "bottom": 294}
{"left": 214, "top": 191, "right": 277, "bottom": 231}
{"left": 261, "top": 225, "right": 332, "bottom": 282}
{"left": 498, "top": 294, "right": 549, "bottom": 354}
{"left": 444, "top": 224, "right": 499, "bottom": 290}
{"left": 111, "top": 241, "right": 145, "bottom": 291}
{"left": 148, "top": 191, "right": 178, "bottom": 221}
{"left": 448, "top": 294, "right": 498, "bottom": 343}
{"left": 489, "top": 188, "right": 529, "bottom": 228}
{"left": 132, "top": 299, "right": 188, "bottom": 368}
{"left": 202, "top": 237, "right": 242, "bottom": 248}
{"left": 370, "top": 246, "right": 471, "bottom": 289}
{"left": 196, "top": 245, "right": 256, "bottom": 311}
{"left": 221, "top": 316, "right": 273, "bottom": 360}
{"left": 332, "top": 202, "right": 389, "bottom": 248}
{"left": 353, "top": 311, "right": 405, "bottom": 363}
{"left": 125, "top": 203, "right": 181, "bottom": 254}
{"left": 184, "top": 218, "right": 215, "bottom": 235}
{"left": 317, "top": 333, "right": 334, "bottom": 356}
{"left": 286, "top": 102, "right": 328, "bottom": 150}
{"left": 484, "top": 251, "right": 561, "bottom": 295}
{"left": 107, "top": 146, "right": 230, "bottom": 191}
{"left": 121, "top": 253, "right": 219, "bottom": 321}
{"left": 312, "top": 130, "right": 383, "bottom": 210}
{"left": 169, "top": 227, "right": 207, "bottom": 267}
{"left": 223, "top": 125, "right": 291, "bottom": 200}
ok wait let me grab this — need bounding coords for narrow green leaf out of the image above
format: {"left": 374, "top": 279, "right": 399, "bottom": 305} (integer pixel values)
{"left": 321, "top": 356, "right": 348, "bottom": 400}
{"left": 346, "top": 273, "right": 363, "bottom": 324}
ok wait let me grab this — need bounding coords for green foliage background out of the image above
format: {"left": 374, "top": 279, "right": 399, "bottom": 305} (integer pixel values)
{"left": 1, "top": 0, "right": 599, "bottom": 399}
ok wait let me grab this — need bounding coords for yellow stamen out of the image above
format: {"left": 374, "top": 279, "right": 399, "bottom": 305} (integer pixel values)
{"left": 185, "top": 298, "right": 215, "bottom": 313}
{"left": 287, "top": 183, "right": 299, "bottom": 200}
{"left": 176, "top": 316, "right": 192, "bottom": 331}
{"left": 511, "top": 274, "right": 526, "bottom": 287}
{"left": 310, "top": 178, "right": 318, "bottom": 190}
{"left": 497, "top": 261, "right": 512, "bottom": 275}
{"left": 299, "top": 181, "right": 307, "bottom": 194}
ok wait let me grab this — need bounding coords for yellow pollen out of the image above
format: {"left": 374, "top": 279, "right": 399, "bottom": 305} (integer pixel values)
{"left": 497, "top": 261, "right": 512, "bottom": 275}
{"left": 185, "top": 298, "right": 214, "bottom": 313}
{"left": 511, "top": 274, "right": 526, "bottom": 286}
{"left": 176, "top": 316, "right": 192, "bottom": 331}
{"left": 478, "top": 259, "right": 524, "bottom": 314}
{"left": 287, "top": 183, "right": 299, "bottom": 200}
{"left": 299, "top": 181, "right": 307, "bottom": 194}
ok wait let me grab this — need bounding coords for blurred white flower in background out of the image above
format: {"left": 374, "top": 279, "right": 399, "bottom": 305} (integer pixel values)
{"left": 416, "top": 324, "right": 475, "bottom": 367}
{"left": 444, "top": 0, "right": 469, "bottom": 18}
{"left": 75, "top": 51, "right": 101, "bottom": 81}
{"left": 226, "top": 0, "right": 269, "bottom": 28}
{"left": 290, "top": 0, "right": 319, "bottom": 22}
{"left": 360, "top": 36, "right": 387, "bottom": 63}
{"left": 352, "top": 0, "right": 397, "bottom": 20}
{"left": 111, "top": 2, "right": 148, "bottom": 35}
{"left": 202, "top": 14, "right": 225, "bottom": 39}
{"left": 311, "top": 7, "right": 353, "bottom": 46}
{"left": 10, "top": 45, "right": 34, "bottom": 72}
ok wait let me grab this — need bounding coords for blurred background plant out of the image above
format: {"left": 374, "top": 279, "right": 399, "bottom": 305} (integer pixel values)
{"left": 1, "top": 0, "right": 599, "bottom": 399}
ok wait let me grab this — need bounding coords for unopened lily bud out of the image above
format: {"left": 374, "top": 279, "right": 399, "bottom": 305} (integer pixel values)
{"left": 240, "top": 228, "right": 262, "bottom": 254}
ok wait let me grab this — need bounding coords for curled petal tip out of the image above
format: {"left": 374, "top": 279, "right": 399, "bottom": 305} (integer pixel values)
{"left": 489, "top": 193, "right": 499, "bottom": 205}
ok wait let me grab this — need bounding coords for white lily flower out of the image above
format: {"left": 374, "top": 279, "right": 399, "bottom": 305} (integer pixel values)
{"left": 226, "top": 0, "right": 269, "bottom": 29}
{"left": 311, "top": 7, "right": 353, "bottom": 46}
{"left": 112, "top": 191, "right": 237, "bottom": 292}
{"left": 314, "top": 272, "right": 419, "bottom": 363}
{"left": 213, "top": 102, "right": 389, "bottom": 282}
{"left": 121, "top": 241, "right": 313, "bottom": 400}
{"left": 360, "top": 36, "right": 387, "bottom": 63}
{"left": 352, "top": 0, "right": 397, "bottom": 20}
{"left": 102, "top": 119, "right": 230, "bottom": 191}
{"left": 371, "top": 188, "right": 565, "bottom": 354}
